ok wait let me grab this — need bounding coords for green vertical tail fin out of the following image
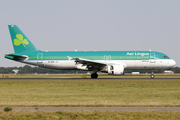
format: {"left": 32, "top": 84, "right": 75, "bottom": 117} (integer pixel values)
{"left": 8, "top": 25, "right": 39, "bottom": 53}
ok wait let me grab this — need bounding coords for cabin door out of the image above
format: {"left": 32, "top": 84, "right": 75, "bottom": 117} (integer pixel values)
{"left": 150, "top": 53, "right": 156, "bottom": 63}
{"left": 37, "top": 53, "right": 43, "bottom": 63}
{"left": 104, "top": 55, "right": 107, "bottom": 61}
{"left": 104, "top": 55, "right": 111, "bottom": 61}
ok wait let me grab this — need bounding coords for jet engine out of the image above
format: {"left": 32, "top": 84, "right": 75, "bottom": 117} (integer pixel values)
{"left": 108, "top": 65, "right": 124, "bottom": 75}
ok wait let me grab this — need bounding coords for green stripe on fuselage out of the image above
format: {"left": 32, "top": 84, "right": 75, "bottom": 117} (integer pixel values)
{"left": 9, "top": 51, "right": 170, "bottom": 61}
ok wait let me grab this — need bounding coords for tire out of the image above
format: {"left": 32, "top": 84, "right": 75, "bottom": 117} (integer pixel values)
{"left": 91, "top": 73, "right": 98, "bottom": 79}
{"left": 150, "top": 74, "right": 155, "bottom": 79}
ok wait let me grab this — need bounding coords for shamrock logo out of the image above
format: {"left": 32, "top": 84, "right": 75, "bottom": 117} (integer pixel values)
{"left": 14, "top": 34, "right": 29, "bottom": 48}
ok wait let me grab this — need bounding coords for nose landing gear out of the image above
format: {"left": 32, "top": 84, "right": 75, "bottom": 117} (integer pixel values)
{"left": 150, "top": 71, "right": 155, "bottom": 79}
{"left": 150, "top": 74, "right": 155, "bottom": 79}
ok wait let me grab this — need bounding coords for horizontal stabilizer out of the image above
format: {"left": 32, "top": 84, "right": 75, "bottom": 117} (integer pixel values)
{"left": 5, "top": 54, "right": 28, "bottom": 61}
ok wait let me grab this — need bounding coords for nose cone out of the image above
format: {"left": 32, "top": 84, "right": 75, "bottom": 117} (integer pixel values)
{"left": 170, "top": 59, "right": 176, "bottom": 66}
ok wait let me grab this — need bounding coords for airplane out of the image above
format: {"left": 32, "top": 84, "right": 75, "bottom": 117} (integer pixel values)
{"left": 5, "top": 25, "right": 176, "bottom": 79}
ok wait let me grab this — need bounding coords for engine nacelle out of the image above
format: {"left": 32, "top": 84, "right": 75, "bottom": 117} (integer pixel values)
{"left": 108, "top": 65, "right": 124, "bottom": 75}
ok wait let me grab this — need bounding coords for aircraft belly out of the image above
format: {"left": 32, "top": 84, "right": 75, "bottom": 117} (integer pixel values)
{"left": 125, "top": 59, "right": 173, "bottom": 69}
{"left": 117, "top": 60, "right": 150, "bottom": 69}
{"left": 23, "top": 59, "right": 173, "bottom": 70}
{"left": 24, "top": 60, "right": 77, "bottom": 69}
{"left": 46, "top": 61, "right": 77, "bottom": 69}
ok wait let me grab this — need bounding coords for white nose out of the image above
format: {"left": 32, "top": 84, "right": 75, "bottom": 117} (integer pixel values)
{"left": 170, "top": 59, "right": 176, "bottom": 66}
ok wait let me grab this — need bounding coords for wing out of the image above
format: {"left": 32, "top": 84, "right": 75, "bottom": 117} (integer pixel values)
{"left": 72, "top": 57, "right": 107, "bottom": 71}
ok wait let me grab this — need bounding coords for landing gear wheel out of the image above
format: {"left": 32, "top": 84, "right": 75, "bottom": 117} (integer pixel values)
{"left": 91, "top": 73, "right": 98, "bottom": 79}
{"left": 150, "top": 74, "right": 155, "bottom": 79}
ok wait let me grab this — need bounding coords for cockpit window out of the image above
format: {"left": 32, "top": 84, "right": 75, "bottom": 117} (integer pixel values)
{"left": 162, "top": 56, "right": 169, "bottom": 59}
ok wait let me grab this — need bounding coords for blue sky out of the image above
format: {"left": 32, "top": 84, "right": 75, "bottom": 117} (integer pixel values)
{"left": 1, "top": 0, "right": 180, "bottom": 67}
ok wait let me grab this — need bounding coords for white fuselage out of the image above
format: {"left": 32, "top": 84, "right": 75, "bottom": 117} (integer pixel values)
{"left": 22, "top": 59, "right": 176, "bottom": 71}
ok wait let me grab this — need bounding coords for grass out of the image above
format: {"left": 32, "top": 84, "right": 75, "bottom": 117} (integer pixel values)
{"left": 0, "top": 111, "right": 180, "bottom": 120}
{"left": 1, "top": 74, "right": 180, "bottom": 78}
{"left": 0, "top": 80, "right": 180, "bottom": 107}
{"left": 1, "top": 74, "right": 83, "bottom": 78}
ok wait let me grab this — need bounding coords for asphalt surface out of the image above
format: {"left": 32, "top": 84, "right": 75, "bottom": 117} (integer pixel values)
{"left": 1, "top": 77, "right": 180, "bottom": 80}
{"left": 1, "top": 107, "right": 180, "bottom": 111}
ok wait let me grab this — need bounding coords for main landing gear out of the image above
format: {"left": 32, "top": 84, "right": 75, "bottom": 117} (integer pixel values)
{"left": 91, "top": 72, "right": 98, "bottom": 79}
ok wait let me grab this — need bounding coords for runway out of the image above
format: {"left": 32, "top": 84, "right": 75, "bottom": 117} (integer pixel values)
{"left": 0, "top": 107, "right": 180, "bottom": 111}
{"left": 0, "top": 77, "right": 180, "bottom": 80}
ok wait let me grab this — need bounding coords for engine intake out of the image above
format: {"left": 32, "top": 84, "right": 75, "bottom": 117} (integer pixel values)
{"left": 108, "top": 65, "right": 124, "bottom": 75}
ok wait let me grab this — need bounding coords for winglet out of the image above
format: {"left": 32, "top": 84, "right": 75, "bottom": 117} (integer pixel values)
{"left": 67, "top": 56, "right": 73, "bottom": 61}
